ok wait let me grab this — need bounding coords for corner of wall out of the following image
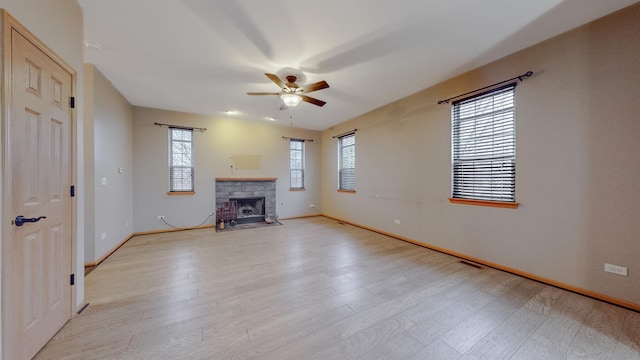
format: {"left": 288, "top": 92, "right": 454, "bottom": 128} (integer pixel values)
{"left": 83, "top": 63, "right": 96, "bottom": 263}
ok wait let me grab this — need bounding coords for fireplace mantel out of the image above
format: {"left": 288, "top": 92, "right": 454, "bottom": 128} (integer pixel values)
{"left": 215, "top": 177, "right": 278, "bottom": 182}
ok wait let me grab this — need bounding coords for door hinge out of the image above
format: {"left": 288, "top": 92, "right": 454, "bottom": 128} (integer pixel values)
{"left": 70, "top": 274, "right": 75, "bottom": 286}
{"left": 70, "top": 97, "right": 75, "bottom": 109}
{"left": 70, "top": 185, "right": 75, "bottom": 197}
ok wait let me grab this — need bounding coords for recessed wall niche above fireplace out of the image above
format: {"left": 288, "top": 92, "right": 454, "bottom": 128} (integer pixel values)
{"left": 215, "top": 178, "right": 276, "bottom": 224}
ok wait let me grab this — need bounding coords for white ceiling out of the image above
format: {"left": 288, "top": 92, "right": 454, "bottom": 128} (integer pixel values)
{"left": 79, "top": 0, "right": 638, "bottom": 131}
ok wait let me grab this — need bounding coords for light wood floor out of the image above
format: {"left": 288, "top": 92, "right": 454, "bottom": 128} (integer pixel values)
{"left": 35, "top": 217, "right": 640, "bottom": 360}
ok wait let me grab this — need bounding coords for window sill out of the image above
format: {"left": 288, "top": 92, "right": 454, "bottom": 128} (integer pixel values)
{"left": 337, "top": 189, "right": 356, "bottom": 194}
{"left": 290, "top": 188, "right": 306, "bottom": 192}
{"left": 448, "top": 198, "right": 518, "bottom": 209}
{"left": 168, "top": 191, "right": 196, "bottom": 196}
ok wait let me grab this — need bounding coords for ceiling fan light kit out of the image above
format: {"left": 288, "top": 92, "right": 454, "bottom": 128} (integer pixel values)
{"left": 280, "top": 93, "right": 302, "bottom": 107}
{"left": 248, "top": 72, "right": 330, "bottom": 108}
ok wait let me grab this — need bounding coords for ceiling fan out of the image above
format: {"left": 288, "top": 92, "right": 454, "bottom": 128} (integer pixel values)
{"left": 247, "top": 73, "right": 329, "bottom": 107}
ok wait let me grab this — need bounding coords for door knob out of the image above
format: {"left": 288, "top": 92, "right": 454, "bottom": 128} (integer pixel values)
{"left": 14, "top": 215, "right": 46, "bottom": 226}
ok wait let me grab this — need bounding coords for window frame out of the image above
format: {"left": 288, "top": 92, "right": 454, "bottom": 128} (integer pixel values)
{"left": 169, "top": 127, "right": 195, "bottom": 194}
{"left": 289, "top": 139, "right": 305, "bottom": 190}
{"left": 450, "top": 84, "right": 518, "bottom": 207}
{"left": 338, "top": 132, "right": 356, "bottom": 192}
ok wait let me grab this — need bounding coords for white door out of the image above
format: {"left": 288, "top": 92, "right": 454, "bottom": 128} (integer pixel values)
{"left": 2, "top": 16, "right": 74, "bottom": 360}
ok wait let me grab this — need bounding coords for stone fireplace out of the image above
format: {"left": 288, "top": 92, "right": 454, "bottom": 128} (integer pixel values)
{"left": 215, "top": 178, "right": 276, "bottom": 224}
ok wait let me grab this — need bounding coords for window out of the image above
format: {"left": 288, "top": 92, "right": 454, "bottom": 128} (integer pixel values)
{"left": 169, "top": 128, "right": 194, "bottom": 192}
{"left": 338, "top": 133, "right": 356, "bottom": 191}
{"left": 451, "top": 84, "right": 516, "bottom": 203}
{"left": 290, "top": 139, "right": 305, "bottom": 189}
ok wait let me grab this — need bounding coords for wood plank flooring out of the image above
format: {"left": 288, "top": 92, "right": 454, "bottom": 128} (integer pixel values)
{"left": 34, "top": 217, "right": 640, "bottom": 360}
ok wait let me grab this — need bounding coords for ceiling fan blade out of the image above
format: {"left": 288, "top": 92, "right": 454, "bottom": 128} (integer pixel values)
{"left": 265, "top": 73, "right": 287, "bottom": 90}
{"left": 300, "top": 80, "right": 329, "bottom": 93}
{"left": 300, "top": 94, "right": 326, "bottom": 107}
{"left": 247, "top": 92, "right": 281, "bottom": 95}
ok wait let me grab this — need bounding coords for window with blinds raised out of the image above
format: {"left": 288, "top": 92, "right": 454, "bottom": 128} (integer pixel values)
{"left": 451, "top": 84, "right": 516, "bottom": 202}
{"left": 338, "top": 133, "right": 356, "bottom": 191}
{"left": 290, "top": 139, "right": 305, "bottom": 189}
{"left": 169, "top": 128, "right": 194, "bottom": 192}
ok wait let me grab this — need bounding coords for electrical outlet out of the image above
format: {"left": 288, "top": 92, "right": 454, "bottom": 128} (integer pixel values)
{"left": 209, "top": 211, "right": 214, "bottom": 215}
{"left": 394, "top": 219, "right": 401, "bottom": 225}
{"left": 101, "top": 232, "right": 106, "bottom": 240}
{"left": 604, "top": 263, "right": 628, "bottom": 276}
{"left": 309, "top": 204, "right": 316, "bottom": 208}
{"left": 157, "top": 215, "right": 165, "bottom": 220}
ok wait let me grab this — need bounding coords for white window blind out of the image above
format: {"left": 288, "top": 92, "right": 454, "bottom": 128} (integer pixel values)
{"left": 169, "top": 128, "right": 194, "bottom": 192}
{"left": 290, "top": 139, "right": 305, "bottom": 189}
{"left": 338, "top": 133, "right": 356, "bottom": 190}
{"left": 452, "top": 84, "right": 516, "bottom": 202}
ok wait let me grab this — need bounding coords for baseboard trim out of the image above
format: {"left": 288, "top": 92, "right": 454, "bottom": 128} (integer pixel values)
{"left": 84, "top": 225, "right": 216, "bottom": 268}
{"left": 76, "top": 302, "right": 90, "bottom": 314}
{"left": 132, "top": 224, "right": 215, "bottom": 237}
{"left": 321, "top": 214, "right": 640, "bottom": 312}
{"left": 84, "top": 233, "right": 135, "bottom": 268}
{"left": 278, "top": 214, "right": 322, "bottom": 220}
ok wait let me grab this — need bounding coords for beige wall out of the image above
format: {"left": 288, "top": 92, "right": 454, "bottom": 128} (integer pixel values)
{"left": 0, "top": 1, "right": 84, "bottom": 357}
{"left": 133, "top": 107, "right": 322, "bottom": 233}
{"left": 322, "top": 4, "right": 640, "bottom": 307}
{"left": 84, "top": 64, "right": 134, "bottom": 262}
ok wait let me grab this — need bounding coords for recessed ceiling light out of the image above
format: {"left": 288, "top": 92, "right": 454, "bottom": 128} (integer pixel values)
{"left": 224, "top": 110, "right": 237, "bottom": 115}
{"left": 83, "top": 40, "right": 102, "bottom": 51}
{"left": 265, "top": 117, "right": 276, "bottom": 121}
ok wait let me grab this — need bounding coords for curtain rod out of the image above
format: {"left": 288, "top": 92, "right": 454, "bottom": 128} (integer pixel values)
{"left": 332, "top": 129, "right": 358, "bottom": 139}
{"left": 154, "top": 122, "right": 207, "bottom": 132}
{"left": 437, "top": 71, "right": 533, "bottom": 104}
{"left": 282, "top": 136, "right": 314, "bottom": 142}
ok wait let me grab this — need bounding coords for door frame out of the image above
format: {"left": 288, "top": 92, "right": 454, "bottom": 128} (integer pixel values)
{"left": 1, "top": 9, "right": 78, "bottom": 357}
